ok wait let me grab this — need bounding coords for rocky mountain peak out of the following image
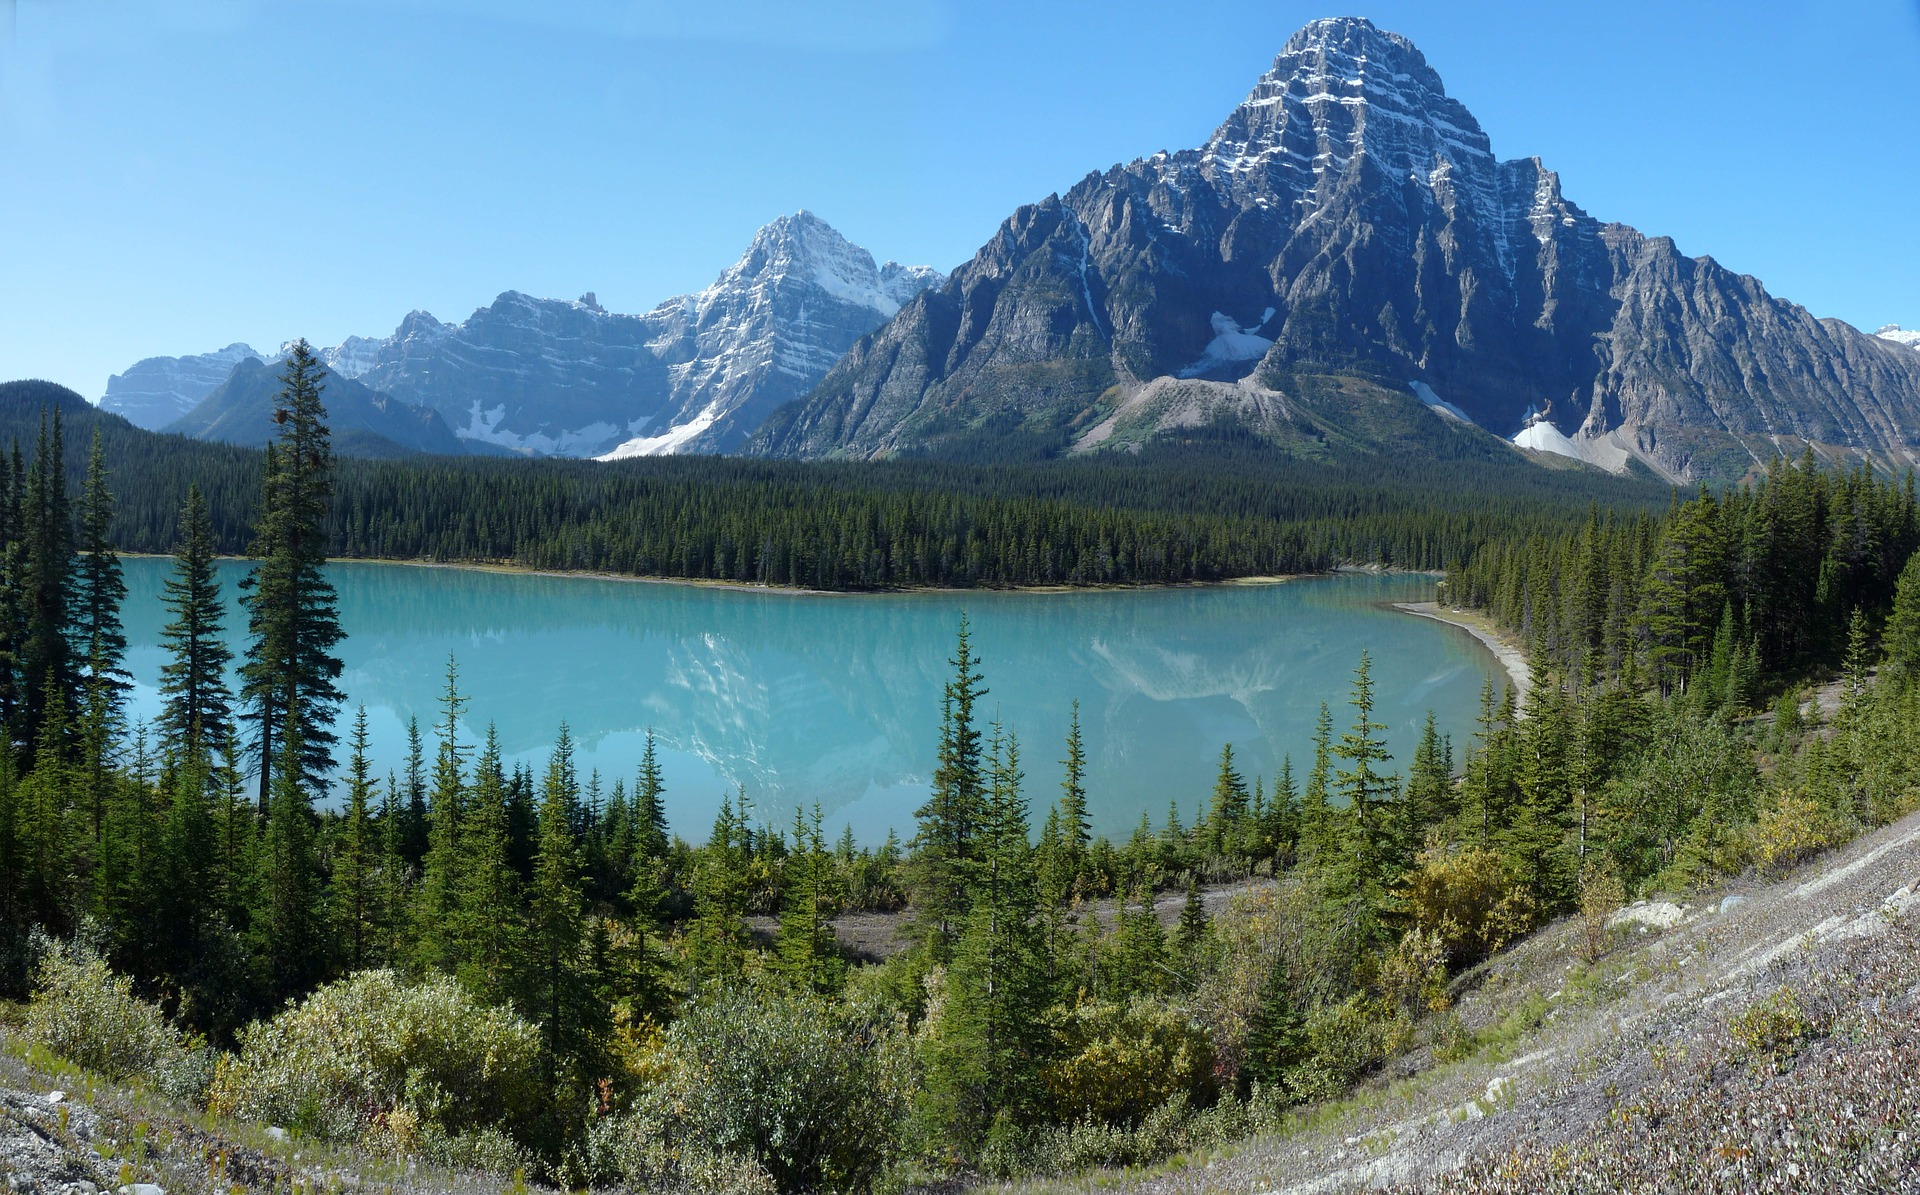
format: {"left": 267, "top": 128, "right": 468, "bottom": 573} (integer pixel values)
{"left": 1194, "top": 14, "right": 1501, "bottom": 244}
{"left": 702, "top": 210, "right": 928, "bottom": 318}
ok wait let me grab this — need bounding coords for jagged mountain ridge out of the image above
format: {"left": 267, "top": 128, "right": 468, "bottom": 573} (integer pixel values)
{"left": 751, "top": 18, "right": 1920, "bottom": 481}
{"left": 167, "top": 356, "right": 468, "bottom": 458}
{"left": 100, "top": 214, "right": 941, "bottom": 459}
{"left": 101, "top": 343, "right": 269, "bottom": 431}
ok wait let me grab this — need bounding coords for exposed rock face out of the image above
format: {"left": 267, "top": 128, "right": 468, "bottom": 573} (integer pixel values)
{"left": 337, "top": 212, "right": 941, "bottom": 458}
{"left": 752, "top": 18, "right": 1920, "bottom": 481}
{"left": 167, "top": 356, "right": 466, "bottom": 458}
{"left": 100, "top": 343, "right": 267, "bottom": 430}
{"left": 98, "top": 214, "right": 940, "bottom": 459}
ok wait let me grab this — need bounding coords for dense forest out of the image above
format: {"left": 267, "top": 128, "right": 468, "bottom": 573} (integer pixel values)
{"left": 6, "top": 365, "right": 1920, "bottom": 1192}
{"left": 0, "top": 378, "right": 1667, "bottom": 588}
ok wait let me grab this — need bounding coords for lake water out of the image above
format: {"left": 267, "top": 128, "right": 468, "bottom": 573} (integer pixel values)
{"left": 117, "top": 561, "right": 1496, "bottom": 842}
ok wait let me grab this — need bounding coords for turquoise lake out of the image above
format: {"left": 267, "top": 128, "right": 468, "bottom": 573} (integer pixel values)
{"left": 117, "top": 561, "right": 1497, "bottom": 842}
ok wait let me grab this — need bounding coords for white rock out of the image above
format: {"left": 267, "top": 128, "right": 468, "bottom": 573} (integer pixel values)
{"left": 46, "top": 1089, "right": 66, "bottom": 1104}
{"left": 1609, "top": 900, "right": 1687, "bottom": 931}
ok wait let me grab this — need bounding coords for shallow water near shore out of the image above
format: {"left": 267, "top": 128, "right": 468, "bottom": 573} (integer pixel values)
{"left": 116, "top": 561, "right": 1502, "bottom": 841}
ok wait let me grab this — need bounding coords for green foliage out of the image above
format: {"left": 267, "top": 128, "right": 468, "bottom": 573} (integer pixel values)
{"left": 26, "top": 937, "right": 188, "bottom": 1083}
{"left": 1041, "top": 998, "right": 1216, "bottom": 1126}
{"left": 597, "top": 987, "right": 913, "bottom": 1195}
{"left": 208, "top": 968, "right": 543, "bottom": 1146}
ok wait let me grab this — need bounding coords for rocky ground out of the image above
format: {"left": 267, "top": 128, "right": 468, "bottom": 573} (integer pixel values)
{"left": 0, "top": 1039, "right": 516, "bottom": 1195}
{"left": 1003, "top": 807, "right": 1920, "bottom": 1194}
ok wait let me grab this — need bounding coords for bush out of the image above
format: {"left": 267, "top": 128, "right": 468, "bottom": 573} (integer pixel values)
{"left": 207, "top": 969, "right": 542, "bottom": 1150}
{"left": 1404, "top": 844, "right": 1533, "bottom": 966}
{"left": 1041, "top": 998, "right": 1216, "bottom": 1126}
{"left": 591, "top": 987, "right": 912, "bottom": 1194}
{"left": 26, "top": 940, "right": 187, "bottom": 1084}
{"left": 1751, "top": 788, "right": 1844, "bottom": 879}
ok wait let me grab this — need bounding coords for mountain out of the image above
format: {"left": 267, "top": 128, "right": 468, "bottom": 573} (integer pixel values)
{"left": 96, "top": 214, "right": 940, "bottom": 459}
{"left": 100, "top": 343, "right": 268, "bottom": 430}
{"left": 309, "top": 212, "right": 939, "bottom": 458}
{"left": 167, "top": 357, "right": 467, "bottom": 458}
{"left": 751, "top": 18, "right": 1920, "bottom": 482}
{"left": 1879, "top": 325, "right": 1920, "bottom": 353}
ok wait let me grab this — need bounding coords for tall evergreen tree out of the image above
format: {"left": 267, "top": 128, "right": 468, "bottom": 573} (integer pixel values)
{"left": 252, "top": 707, "right": 326, "bottom": 1001}
{"left": 775, "top": 803, "right": 843, "bottom": 994}
{"left": 1334, "top": 652, "right": 1400, "bottom": 907}
{"left": 333, "top": 707, "right": 381, "bottom": 972}
{"left": 20, "top": 409, "right": 75, "bottom": 751}
{"left": 910, "top": 615, "right": 987, "bottom": 958}
{"left": 156, "top": 484, "right": 232, "bottom": 763}
{"left": 523, "top": 723, "right": 602, "bottom": 1089}
{"left": 238, "top": 341, "right": 346, "bottom": 807}
{"left": 922, "top": 723, "right": 1048, "bottom": 1148}
{"left": 76, "top": 429, "right": 128, "bottom": 719}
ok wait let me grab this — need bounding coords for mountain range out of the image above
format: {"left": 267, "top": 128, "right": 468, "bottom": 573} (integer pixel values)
{"left": 99, "top": 213, "right": 942, "bottom": 458}
{"left": 96, "top": 19, "right": 1918, "bottom": 482}
{"left": 749, "top": 18, "right": 1920, "bottom": 482}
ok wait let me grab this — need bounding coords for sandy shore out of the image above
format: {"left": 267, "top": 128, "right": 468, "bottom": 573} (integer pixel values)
{"left": 1394, "top": 601, "right": 1531, "bottom": 700}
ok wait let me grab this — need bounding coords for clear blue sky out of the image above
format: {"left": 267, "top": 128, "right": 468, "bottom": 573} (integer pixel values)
{"left": 4, "top": 0, "right": 1917, "bottom": 398}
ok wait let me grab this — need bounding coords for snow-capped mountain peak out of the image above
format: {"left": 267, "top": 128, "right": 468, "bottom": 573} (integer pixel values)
{"left": 1876, "top": 325, "right": 1920, "bottom": 353}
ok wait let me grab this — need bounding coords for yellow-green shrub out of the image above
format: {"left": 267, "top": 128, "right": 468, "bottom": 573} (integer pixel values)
{"left": 1751, "top": 788, "right": 1844, "bottom": 878}
{"left": 1404, "top": 844, "right": 1533, "bottom": 966}
{"left": 26, "top": 941, "right": 186, "bottom": 1083}
{"left": 207, "top": 969, "right": 541, "bottom": 1147}
{"left": 1041, "top": 998, "right": 1216, "bottom": 1125}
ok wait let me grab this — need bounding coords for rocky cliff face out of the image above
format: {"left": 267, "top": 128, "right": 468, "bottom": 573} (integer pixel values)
{"left": 100, "top": 343, "right": 267, "bottom": 430}
{"left": 333, "top": 212, "right": 941, "bottom": 458}
{"left": 752, "top": 18, "right": 1920, "bottom": 481}
{"left": 98, "top": 214, "right": 940, "bottom": 459}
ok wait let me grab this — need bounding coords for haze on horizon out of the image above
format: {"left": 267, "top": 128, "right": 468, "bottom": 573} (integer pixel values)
{"left": 2, "top": 0, "right": 1917, "bottom": 398}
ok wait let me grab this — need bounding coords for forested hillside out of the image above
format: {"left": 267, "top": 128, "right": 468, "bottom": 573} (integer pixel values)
{"left": 1, "top": 378, "right": 1668, "bottom": 588}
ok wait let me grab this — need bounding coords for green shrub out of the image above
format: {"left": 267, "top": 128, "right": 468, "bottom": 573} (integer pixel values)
{"left": 1041, "top": 998, "right": 1216, "bottom": 1126}
{"left": 207, "top": 969, "right": 542, "bottom": 1149}
{"left": 26, "top": 940, "right": 187, "bottom": 1084}
{"left": 592, "top": 987, "right": 912, "bottom": 1194}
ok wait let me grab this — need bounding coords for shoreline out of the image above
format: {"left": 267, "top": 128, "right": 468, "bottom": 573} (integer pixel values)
{"left": 1393, "top": 601, "right": 1532, "bottom": 700}
{"left": 166, "top": 553, "right": 1337, "bottom": 598}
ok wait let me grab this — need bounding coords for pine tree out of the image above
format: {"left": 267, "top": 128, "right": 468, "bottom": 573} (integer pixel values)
{"left": 686, "top": 790, "right": 751, "bottom": 986}
{"left": 1171, "top": 875, "right": 1209, "bottom": 991}
{"left": 1298, "top": 704, "right": 1337, "bottom": 863}
{"left": 632, "top": 729, "right": 669, "bottom": 860}
{"left": 523, "top": 724, "right": 601, "bottom": 1087}
{"left": 156, "top": 484, "right": 233, "bottom": 762}
{"left": 921, "top": 723, "right": 1048, "bottom": 1148}
{"left": 414, "top": 656, "right": 469, "bottom": 972}
{"left": 75, "top": 429, "right": 128, "bottom": 721}
{"left": 453, "top": 724, "right": 523, "bottom": 1005}
{"left": 1240, "top": 951, "right": 1306, "bottom": 1097}
{"left": 1057, "top": 700, "right": 1091, "bottom": 880}
{"left": 1402, "top": 711, "right": 1451, "bottom": 852}
{"left": 775, "top": 803, "right": 843, "bottom": 994}
{"left": 1333, "top": 652, "right": 1399, "bottom": 905}
{"left": 1206, "top": 742, "right": 1251, "bottom": 870}
{"left": 1883, "top": 550, "right": 1920, "bottom": 673}
{"left": 20, "top": 409, "right": 75, "bottom": 752}
{"left": 252, "top": 707, "right": 326, "bottom": 1000}
{"left": 238, "top": 341, "right": 346, "bottom": 807}
{"left": 333, "top": 708, "right": 381, "bottom": 972}
{"left": 910, "top": 616, "right": 988, "bottom": 959}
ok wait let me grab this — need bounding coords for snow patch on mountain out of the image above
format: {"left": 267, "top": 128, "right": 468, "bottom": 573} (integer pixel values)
{"left": 597, "top": 400, "right": 725, "bottom": 459}
{"left": 1877, "top": 325, "right": 1920, "bottom": 352}
{"left": 1177, "top": 311, "right": 1274, "bottom": 378}
{"left": 1512, "top": 415, "right": 1634, "bottom": 474}
{"left": 1409, "top": 380, "right": 1473, "bottom": 423}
